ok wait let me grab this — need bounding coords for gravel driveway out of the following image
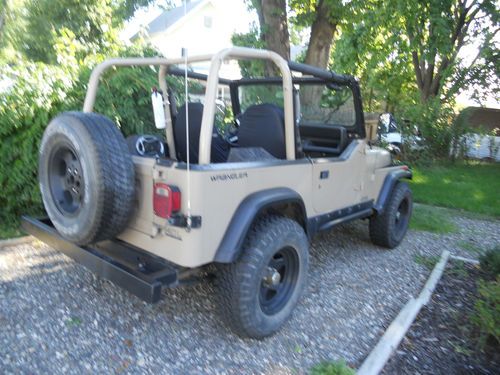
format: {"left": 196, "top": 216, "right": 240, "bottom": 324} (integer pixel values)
{"left": 1, "top": 207, "right": 499, "bottom": 374}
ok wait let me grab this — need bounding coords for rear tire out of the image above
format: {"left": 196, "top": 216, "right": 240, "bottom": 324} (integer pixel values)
{"left": 369, "top": 181, "right": 412, "bottom": 248}
{"left": 217, "top": 216, "right": 309, "bottom": 339}
{"left": 39, "top": 112, "right": 135, "bottom": 245}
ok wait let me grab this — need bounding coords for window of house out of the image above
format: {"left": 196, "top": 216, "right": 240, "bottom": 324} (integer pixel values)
{"left": 204, "top": 16, "right": 212, "bottom": 28}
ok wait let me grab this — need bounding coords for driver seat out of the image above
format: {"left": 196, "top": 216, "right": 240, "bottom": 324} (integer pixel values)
{"left": 237, "top": 103, "right": 287, "bottom": 159}
{"left": 174, "top": 102, "right": 229, "bottom": 163}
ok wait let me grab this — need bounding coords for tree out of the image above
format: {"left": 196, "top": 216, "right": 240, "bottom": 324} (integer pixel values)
{"left": 15, "top": 0, "right": 118, "bottom": 64}
{"left": 290, "top": 0, "right": 342, "bottom": 69}
{"left": 1, "top": 0, "right": 170, "bottom": 64}
{"left": 397, "top": 0, "right": 499, "bottom": 103}
{"left": 242, "top": 0, "right": 347, "bottom": 108}
{"left": 114, "top": 0, "right": 174, "bottom": 23}
{"left": 333, "top": 0, "right": 499, "bottom": 108}
{"left": 244, "top": 0, "right": 346, "bottom": 70}
{"left": 262, "top": 0, "right": 291, "bottom": 61}
{"left": 330, "top": 0, "right": 416, "bottom": 113}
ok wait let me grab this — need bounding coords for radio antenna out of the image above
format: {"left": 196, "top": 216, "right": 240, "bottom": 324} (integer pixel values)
{"left": 183, "top": 0, "right": 192, "bottom": 229}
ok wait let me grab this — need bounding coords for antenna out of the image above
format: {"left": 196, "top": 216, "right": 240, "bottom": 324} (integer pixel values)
{"left": 183, "top": 0, "right": 192, "bottom": 229}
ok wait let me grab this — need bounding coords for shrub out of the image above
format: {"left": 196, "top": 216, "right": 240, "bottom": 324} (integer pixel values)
{"left": 0, "top": 42, "right": 185, "bottom": 228}
{"left": 0, "top": 62, "right": 74, "bottom": 224}
{"left": 472, "top": 277, "right": 500, "bottom": 348}
{"left": 479, "top": 246, "right": 500, "bottom": 280}
{"left": 398, "top": 97, "right": 462, "bottom": 164}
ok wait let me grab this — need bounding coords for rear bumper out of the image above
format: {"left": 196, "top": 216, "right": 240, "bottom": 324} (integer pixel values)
{"left": 21, "top": 216, "right": 178, "bottom": 303}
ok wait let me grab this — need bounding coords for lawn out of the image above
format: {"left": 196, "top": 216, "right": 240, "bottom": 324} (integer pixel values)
{"left": 409, "top": 162, "right": 500, "bottom": 218}
{"left": 410, "top": 204, "right": 457, "bottom": 233}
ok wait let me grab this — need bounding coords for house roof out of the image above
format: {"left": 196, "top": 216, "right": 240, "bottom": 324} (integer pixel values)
{"left": 145, "top": 0, "right": 205, "bottom": 36}
{"left": 459, "top": 106, "right": 500, "bottom": 135}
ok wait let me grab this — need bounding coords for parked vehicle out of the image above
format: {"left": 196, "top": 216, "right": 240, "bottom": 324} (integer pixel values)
{"left": 378, "top": 113, "right": 423, "bottom": 155}
{"left": 23, "top": 47, "right": 413, "bottom": 338}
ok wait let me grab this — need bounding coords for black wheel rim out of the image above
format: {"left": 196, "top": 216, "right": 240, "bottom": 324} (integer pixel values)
{"left": 394, "top": 197, "right": 410, "bottom": 237}
{"left": 48, "top": 145, "right": 84, "bottom": 216}
{"left": 259, "top": 246, "right": 300, "bottom": 316}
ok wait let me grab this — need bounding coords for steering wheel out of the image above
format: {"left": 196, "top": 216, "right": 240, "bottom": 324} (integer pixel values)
{"left": 127, "top": 135, "right": 165, "bottom": 157}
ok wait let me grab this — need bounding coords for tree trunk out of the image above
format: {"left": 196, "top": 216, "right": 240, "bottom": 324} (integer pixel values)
{"left": 302, "top": 0, "right": 338, "bottom": 109}
{"left": 304, "top": 2, "right": 337, "bottom": 69}
{"left": 261, "top": 0, "right": 290, "bottom": 75}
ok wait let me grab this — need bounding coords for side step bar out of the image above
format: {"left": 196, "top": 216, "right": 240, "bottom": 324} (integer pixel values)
{"left": 21, "top": 216, "right": 178, "bottom": 303}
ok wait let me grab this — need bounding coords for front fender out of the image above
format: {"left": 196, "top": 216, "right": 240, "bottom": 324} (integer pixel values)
{"left": 373, "top": 168, "right": 412, "bottom": 214}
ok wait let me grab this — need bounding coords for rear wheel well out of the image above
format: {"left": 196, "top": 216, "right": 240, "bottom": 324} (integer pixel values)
{"left": 213, "top": 189, "right": 309, "bottom": 263}
{"left": 254, "top": 201, "right": 308, "bottom": 236}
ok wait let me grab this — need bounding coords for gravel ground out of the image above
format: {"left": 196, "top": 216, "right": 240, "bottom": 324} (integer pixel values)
{"left": 1, "top": 209, "right": 499, "bottom": 374}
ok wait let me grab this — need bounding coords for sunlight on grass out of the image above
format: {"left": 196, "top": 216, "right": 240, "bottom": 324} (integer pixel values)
{"left": 409, "top": 162, "right": 500, "bottom": 218}
{"left": 410, "top": 204, "right": 457, "bottom": 233}
{"left": 472, "top": 191, "right": 485, "bottom": 202}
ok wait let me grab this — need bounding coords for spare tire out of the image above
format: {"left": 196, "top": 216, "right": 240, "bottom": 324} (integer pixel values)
{"left": 39, "top": 112, "right": 135, "bottom": 245}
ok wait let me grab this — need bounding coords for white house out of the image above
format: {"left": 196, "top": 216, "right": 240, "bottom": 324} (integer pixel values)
{"left": 132, "top": 0, "right": 248, "bottom": 79}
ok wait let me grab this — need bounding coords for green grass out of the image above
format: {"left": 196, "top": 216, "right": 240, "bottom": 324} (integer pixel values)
{"left": 409, "top": 162, "right": 500, "bottom": 218}
{"left": 310, "top": 360, "right": 355, "bottom": 375}
{"left": 410, "top": 204, "right": 458, "bottom": 233}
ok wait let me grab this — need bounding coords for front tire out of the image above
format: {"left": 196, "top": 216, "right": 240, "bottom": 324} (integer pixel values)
{"left": 369, "top": 181, "right": 412, "bottom": 248}
{"left": 217, "top": 216, "right": 309, "bottom": 339}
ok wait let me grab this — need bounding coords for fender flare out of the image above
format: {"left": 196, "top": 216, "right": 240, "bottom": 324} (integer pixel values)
{"left": 214, "top": 187, "right": 307, "bottom": 263}
{"left": 373, "top": 168, "right": 412, "bottom": 214}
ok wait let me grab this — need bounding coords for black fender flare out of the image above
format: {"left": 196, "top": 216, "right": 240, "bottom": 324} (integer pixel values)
{"left": 373, "top": 168, "right": 412, "bottom": 214}
{"left": 214, "top": 187, "right": 307, "bottom": 263}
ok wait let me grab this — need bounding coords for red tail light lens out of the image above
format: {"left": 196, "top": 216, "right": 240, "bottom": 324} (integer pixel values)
{"left": 153, "top": 183, "right": 181, "bottom": 218}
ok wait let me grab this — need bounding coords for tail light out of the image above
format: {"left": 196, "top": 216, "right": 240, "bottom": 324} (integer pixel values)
{"left": 153, "top": 183, "right": 181, "bottom": 218}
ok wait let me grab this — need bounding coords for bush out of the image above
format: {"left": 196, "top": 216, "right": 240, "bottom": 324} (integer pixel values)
{"left": 0, "top": 42, "right": 182, "bottom": 228}
{"left": 398, "top": 97, "right": 463, "bottom": 164}
{"left": 479, "top": 246, "right": 500, "bottom": 280}
{"left": 0, "top": 63, "right": 74, "bottom": 224}
{"left": 472, "top": 277, "right": 500, "bottom": 348}
{"left": 68, "top": 44, "right": 163, "bottom": 137}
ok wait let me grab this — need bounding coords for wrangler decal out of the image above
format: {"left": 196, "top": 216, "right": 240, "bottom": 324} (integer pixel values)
{"left": 210, "top": 172, "right": 248, "bottom": 182}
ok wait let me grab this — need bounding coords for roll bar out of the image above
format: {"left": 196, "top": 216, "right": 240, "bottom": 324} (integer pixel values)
{"left": 82, "top": 47, "right": 296, "bottom": 164}
{"left": 197, "top": 48, "right": 294, "bottom": 164}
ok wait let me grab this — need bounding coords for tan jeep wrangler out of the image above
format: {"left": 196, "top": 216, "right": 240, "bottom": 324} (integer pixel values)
{"left": 23, "top": 47, "right": 413, "bottom": 338}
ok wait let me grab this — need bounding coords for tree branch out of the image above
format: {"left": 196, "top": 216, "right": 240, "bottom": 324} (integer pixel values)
{"left": 429, "top": 0, "right": 478, "bottom": 96}
{"left": 445, "top": 26, "right": 500, "bottom": 100}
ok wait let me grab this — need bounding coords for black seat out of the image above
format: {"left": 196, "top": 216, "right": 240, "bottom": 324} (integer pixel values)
{"left": 174, "top": 102, "right": 229, "bottom": 163}
{"left": 237, "top": 103, "right": 287, "bottom": 159}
